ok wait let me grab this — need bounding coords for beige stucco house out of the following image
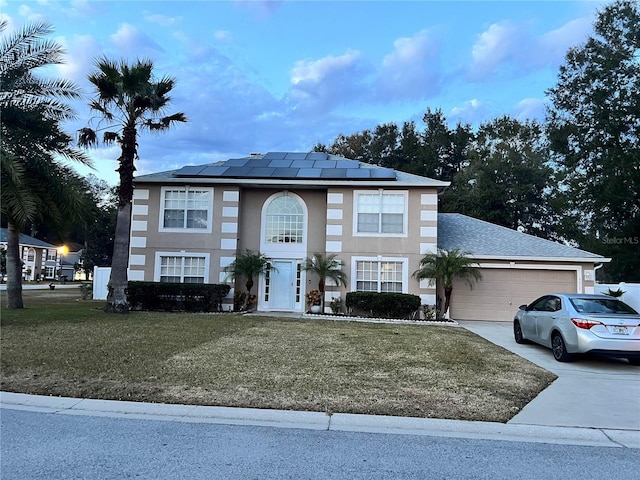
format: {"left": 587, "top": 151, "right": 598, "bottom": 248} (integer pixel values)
{"left": 128, "top": 152, "right": 609, "bottom": 321}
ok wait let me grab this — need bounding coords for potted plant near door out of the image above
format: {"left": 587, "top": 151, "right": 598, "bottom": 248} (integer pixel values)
{"left": 302, "top": 253, "right": 348, "bottom": 313}
{"left": 306, "top": 290, "right": 323, "bottom": 313}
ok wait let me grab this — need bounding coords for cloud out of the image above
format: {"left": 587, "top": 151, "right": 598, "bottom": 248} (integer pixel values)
{"left": 55, "top": 34, "right": 102, "bottom": 86}
{"left": 110, "top": 23, "right": 165, "bottom": 55}
{"left": 535, "top": 17, "right": 592, "bottom": 67}
{"left": 469, "top": 22, "right": 526, "bottom": 80}
{"left": 145, "top": 13, "right": 181, "bottom": 27}
{"left": 449, "top": 99, "right": 489, "bottom": 125}
{"left": 287, "top": 50, "right": 370, "bottom": 114}
{"left": 468, "top": 15, "right": 594, "bottom": 81}
{"left": 511, "top": 98, "right": 547, "bottom": 122}
{"left": 234, "top": 0, "right": 283, "bottom": 20}
{"left": 214, "top": 30, "right": 233, "bottom": 44}
{"left": 376, "top": 29, "right": 441, "bottom": 101}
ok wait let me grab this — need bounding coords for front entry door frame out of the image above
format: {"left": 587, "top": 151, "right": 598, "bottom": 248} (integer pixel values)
{"left": 259, "top": 258, "right": 304, "bottom": 312}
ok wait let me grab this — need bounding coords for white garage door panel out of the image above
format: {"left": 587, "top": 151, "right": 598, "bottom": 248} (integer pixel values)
{"left": 450, "top": 269, "right": 577, "bottom": 322}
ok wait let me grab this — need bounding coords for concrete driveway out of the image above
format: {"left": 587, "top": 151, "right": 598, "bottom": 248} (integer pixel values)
{"left": 459, "top": 321, "right": 640, "bottom": 431}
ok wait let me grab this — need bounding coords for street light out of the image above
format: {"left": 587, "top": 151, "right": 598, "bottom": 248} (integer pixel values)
{"left": 57, "top": 245, "right": 68, "bottom": 283}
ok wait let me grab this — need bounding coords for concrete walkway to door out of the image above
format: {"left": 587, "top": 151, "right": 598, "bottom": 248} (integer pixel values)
{"left": 459, "top": 321, "right": 640, "bottom": 432}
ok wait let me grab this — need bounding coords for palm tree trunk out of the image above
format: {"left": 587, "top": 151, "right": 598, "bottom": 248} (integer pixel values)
{"left": 5, "top": 221, "right": 23, "bottom": 309}
{"left": 105, "top": 202, "right": 131, "bottom": 313}
{"left": 105, "top": 123, "right": 136, "bottom": 314}
{"left": 442, "top": 285, "right": 453, "bottom": 319}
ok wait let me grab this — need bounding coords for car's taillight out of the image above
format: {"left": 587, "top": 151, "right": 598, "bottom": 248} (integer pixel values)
{"left": 571, "top": 318, "right": 603, "bottom": 329}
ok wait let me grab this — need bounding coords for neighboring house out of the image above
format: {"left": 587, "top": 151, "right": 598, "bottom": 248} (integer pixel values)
{"left": 129, "top": 152, "right": 608, "bottom": 320}
{"left": 0, "top": 228, "right": 60, "bottom": 281}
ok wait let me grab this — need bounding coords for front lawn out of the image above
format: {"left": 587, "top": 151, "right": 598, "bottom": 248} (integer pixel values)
{"left": 0, "top": 289, "right": 556, "bottom": 422}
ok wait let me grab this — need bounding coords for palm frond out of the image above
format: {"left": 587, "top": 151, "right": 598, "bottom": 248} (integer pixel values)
{"left": 77, "top": 127, "right": 98, "bottom": 148}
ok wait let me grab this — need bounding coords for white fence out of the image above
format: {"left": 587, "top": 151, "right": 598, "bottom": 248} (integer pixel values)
{"left": 594, "top": 283, "right": 640, "bottom": 312}
{"left": 92, "top": 267, "right": 111, "bottom": 300}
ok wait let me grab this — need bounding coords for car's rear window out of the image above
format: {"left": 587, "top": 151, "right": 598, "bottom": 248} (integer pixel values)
{"left": 570, "top": 298, "right": 638, "bottom": 315}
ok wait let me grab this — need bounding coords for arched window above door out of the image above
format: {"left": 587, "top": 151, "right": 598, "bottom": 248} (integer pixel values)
{"left": 264, "top": 194, "right": 304, "bottom": 244}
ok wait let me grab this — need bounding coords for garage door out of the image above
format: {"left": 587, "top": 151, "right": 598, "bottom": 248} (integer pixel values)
{"left": 450, "top": 268, "right": 577, "bottom": 322}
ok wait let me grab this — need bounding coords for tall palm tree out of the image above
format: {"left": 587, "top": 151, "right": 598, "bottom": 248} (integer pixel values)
{"left": 302, "top": 253, "right": 347, "bottom": 311}
{"left": 78, "top": 58, "right": 187, "bottom": 313}
{"left": 412, "top": 248, "right": 482, "bottom": 319}
{"left": 224, "top": 250, "right": 273, "bottom": 310}
{"left": 1, "top": 20, "right": 91, "bottom": 308}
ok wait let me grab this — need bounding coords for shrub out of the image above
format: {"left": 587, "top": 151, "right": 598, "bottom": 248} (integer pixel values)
{"left": 345, "top": 292, "right": 421, "bottom": 319}
{"left": 233, "top": 290, "right": 257, "bottom": 311}
{"left": 78, "top": 282, "right": 93, "bottom": 300}
{"left": 127, "top": 282, "right": 231, "bottom": 312}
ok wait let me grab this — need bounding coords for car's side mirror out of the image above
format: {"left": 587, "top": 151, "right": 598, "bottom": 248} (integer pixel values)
{"left": 519, "top": 304, "right": 528, "bottom": 311}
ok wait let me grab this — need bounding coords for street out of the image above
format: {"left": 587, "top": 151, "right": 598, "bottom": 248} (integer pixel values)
{"left": 2, "top": 409, "right": 638, "bottom": 480}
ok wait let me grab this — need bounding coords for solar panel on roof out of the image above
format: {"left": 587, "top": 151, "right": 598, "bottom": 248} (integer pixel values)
{"left": 291, "top": 160, "right": 316, "bottom": 168}
{"left": 284, "top": 152, "right": 307, "bottom": 160}
{"left": 268, "top": 159, "right": 293, "bottom": 168}
{"left": 345, "top": 169, "right": 372, "bottom": 179}
{"left": 174, "top": 165, "right": 205, "bottom": 176}
{"left": 321, "top": 168, "right": 347, "bottom": 178}
{"left": 223, "top": 166, "right": 253, "bottom": 177}
{"left": 297, "top": 168, "right": 323, "bottom": 178}
{"left": 306, "top": 152, "right": 329, "bottom": 160}
{"left": 225, "top": 158, "right": 250, "bottom": 167}
{"left": 272, "top": 168, "right": 299, "bottom": 178}
{"left": 170, "top": 152, "right": 400, "bottom": 181}
{"left": 249, "top": 167, "right": 276, "bottom": 176}
{"left": 314, "top": 160, "right": 336, "bottom": 169}
{"left": 336, "top": 160, "right": 357, "bottom": 169}
{"left": 263, "top": 152, "right": 287, "bottom": 160}
{"left": 199, "top": 166, "right": 229, "bottom": 176}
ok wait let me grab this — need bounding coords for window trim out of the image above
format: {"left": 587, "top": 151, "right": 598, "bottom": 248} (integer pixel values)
{"left": 159, "top": 186, "right": 214, "bottom": 233}
{"left": 351, "top": 256, "right": 409, "bottom": 293}
{"left": 352, "top": 189, "right": 408, "bottom": 237}
{"left": 153, "top": 251, "right": 210, "bottom": 283}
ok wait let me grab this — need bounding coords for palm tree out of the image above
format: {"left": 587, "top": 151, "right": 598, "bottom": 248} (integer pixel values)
{"left": 1, "top": 20, "right": 91, "bottom": 308}
{"left": 412, "top": 248, "right": 482, "bottom": 319}
{"left": 302, "top": 253, "right": 347, "bottom": 311}
{"left": 224, "top": 250, "right": 273, "bottom": 310}
{"left": 78, "top": 58, "right": 187, "bottom": 313}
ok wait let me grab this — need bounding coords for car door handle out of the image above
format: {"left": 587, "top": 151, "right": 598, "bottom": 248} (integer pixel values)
{"left": 551, "top": 316, "right": 557, "bottom": 320}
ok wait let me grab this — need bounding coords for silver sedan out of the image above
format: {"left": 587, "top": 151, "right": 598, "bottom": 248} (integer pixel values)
{"left": 513, "top": 293, "right": 640, "bottom": 364}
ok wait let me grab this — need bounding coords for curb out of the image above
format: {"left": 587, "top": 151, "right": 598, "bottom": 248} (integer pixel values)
{"left": 2, "top": 392, "right": 638, "bottom": 449}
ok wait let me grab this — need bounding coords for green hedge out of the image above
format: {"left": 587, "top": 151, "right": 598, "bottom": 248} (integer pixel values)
{"left": 345, "top": 292, "right": 421, "bottom": 319}
{"left": 127, "top": 282, "right": 231, "bottom": 312}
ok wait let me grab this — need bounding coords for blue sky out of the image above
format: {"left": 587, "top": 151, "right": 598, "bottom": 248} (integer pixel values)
{"left": 2, "top": 0, "right": 607, "bottom": 185}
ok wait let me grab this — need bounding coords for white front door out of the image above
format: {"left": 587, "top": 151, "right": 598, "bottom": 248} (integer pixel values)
{"left": 269, "top": 260, "right": 295, "bottom": 310}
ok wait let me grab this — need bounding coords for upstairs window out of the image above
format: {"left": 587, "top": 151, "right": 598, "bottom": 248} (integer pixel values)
{"left": 355, "top": 191, "right": 407, "bottom": 236}
{"left": 160, "top": 187, "right": 213, "bottom": 232}
{"left": 265, "top": 195, "right": 304, "bottom": 244}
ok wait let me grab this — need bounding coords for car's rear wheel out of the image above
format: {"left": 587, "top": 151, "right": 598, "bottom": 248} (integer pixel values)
{"left": 551, "top": 332, "right": 573, "bottom": 362}
{"left": 513, "top": 321, "right": 528, "bottom": 344}
{"left": 627, "top": 358, "right": 640, "bottom": 366}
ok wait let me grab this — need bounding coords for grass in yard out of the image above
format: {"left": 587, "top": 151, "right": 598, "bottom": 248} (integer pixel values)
{"left": 0, "top": 288, "right": 556, "bottom": 422}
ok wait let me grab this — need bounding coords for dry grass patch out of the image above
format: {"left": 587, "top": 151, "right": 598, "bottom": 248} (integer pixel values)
{"left": 1, "top": 289, "right": 555, "bottom": 422}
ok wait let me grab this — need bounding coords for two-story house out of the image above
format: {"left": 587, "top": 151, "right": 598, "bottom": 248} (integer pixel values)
{"left": 128, "top": 152, "right": 608, "bottom": 321}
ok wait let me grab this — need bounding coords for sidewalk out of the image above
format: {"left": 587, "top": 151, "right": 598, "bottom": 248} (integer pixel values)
{"left": 1, "top": 391, "right": 638, "bottom": 448}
